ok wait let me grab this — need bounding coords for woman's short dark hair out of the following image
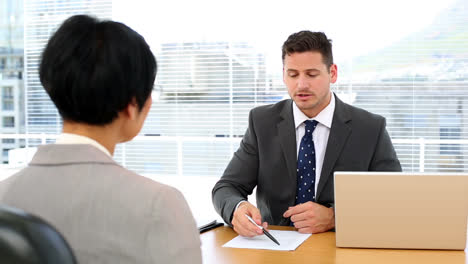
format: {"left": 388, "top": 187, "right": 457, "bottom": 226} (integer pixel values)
{"left": 39, "top": 15, "right": 157, "bottom": 125}
{"left": 282, "top": 31, "right": 333, "bottom": 69}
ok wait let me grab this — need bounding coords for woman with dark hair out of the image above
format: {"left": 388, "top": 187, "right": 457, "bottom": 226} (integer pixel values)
{"left": 0, "top": 15, "right": 202, "bottom": 264}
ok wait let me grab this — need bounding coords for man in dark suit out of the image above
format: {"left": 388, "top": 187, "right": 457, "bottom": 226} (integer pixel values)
{"left": 212, "top": 31, "right": 401, "bottom": 237}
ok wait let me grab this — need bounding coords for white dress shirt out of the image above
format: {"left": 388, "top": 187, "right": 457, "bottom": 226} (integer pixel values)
{"left": 293, "top": 93, "right": 335, "bottom": 195}
{"left": 55, "top": 133, "right": 112, "bottom": 157}
{"left": 235, "top": 93, "right": 336, "bottom": 211}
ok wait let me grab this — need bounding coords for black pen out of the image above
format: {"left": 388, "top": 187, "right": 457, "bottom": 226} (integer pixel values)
{"left": 245, "top": 214, "right": 280, "bottom": 245}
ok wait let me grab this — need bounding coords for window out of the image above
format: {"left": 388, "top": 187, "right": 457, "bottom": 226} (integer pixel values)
{"left": 24, "top": 0, "right": 112, "bottom": 135}
{"left": 116, "top": 0, "right": 468, "bottom": 174}
{"left": 2, "top": 138, "right": 15, "bottom": 144}
{"left": 2, "top": 148, "right": 10, "bottom": 158}
{"left": 2, "top": 86, "right": 14, "bottom": 110}
{"left": 2, "top": 86, "right": 13, "bottom": 99}
{"left": 16, "top": 56, "right": 23, "bottom": 68}
{"left": 2, "top": 101, "right": 13, "bottom": 111}
{"left": 2, "top": 117, "right": 14, "bottom": 128}
{"left": 23, "top": 0, "right": 468, "bottom": 176}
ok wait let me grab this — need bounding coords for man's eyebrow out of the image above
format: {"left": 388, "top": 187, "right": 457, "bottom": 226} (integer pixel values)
{"left": 285, "top": 68, "right": 320, "bottom": 72}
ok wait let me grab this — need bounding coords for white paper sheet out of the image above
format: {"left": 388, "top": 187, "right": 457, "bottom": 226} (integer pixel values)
{"left": 222, "top": 230, "right": 311, "bottom": 251}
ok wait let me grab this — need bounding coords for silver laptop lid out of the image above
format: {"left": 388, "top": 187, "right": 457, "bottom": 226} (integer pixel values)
{"left": 334, "top": 172, "right": 468, "bottom": 250}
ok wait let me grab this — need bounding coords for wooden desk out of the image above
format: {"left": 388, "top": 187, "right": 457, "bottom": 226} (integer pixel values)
{"left": 201, "top": 225, "right": 467, "bottom": 264}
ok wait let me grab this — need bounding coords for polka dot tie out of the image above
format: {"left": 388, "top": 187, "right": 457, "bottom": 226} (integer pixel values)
{"left": 295, "top": 120, "right": 318, "bottom": 205}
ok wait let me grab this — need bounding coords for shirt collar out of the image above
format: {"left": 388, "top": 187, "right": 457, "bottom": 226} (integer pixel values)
{"left": 293, "top": 92, "right": 335, "bottom": 129}
{"left": 55, "top": 133, "right": 112, "bottom": 157}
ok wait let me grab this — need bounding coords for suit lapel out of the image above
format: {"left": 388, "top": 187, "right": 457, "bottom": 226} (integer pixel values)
{"left": 277, "top": 100, "right": 297, "bottom": 198}
{"left": 317, "top": 95, "right": 352, "bottom": 199}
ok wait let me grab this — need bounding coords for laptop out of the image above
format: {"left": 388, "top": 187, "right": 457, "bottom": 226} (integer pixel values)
{"left": 334, "top": 172, "right": 468, "bottom": 250}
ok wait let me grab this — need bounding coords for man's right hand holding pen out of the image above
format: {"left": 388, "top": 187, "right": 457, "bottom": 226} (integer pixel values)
{"left": 232, "top": 201, "right": 269, "bottom": 237}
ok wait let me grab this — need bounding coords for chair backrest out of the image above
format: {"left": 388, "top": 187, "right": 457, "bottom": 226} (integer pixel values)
{"left": 0, "top": 205, "right": 77, "bottom": 264}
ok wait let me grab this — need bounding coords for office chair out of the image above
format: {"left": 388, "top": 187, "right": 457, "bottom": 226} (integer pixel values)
{"left": 0, "top": 205, "right": 77, "bottom": 264}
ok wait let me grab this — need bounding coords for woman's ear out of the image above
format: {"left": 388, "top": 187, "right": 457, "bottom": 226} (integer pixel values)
{"left": 122, "top": 98, "right": 139, "bottom": 121}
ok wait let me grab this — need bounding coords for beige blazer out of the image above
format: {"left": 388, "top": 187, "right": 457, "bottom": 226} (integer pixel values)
{"left": 0, "top": 144, "right": 202, "bottom": 264}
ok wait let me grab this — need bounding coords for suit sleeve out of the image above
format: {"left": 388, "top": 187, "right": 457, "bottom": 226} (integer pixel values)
{"left": 212, "top": 109, "right": 260, "bottom": 226}
{"left": 370, "top": 118, "right": 402, "bottom": 171}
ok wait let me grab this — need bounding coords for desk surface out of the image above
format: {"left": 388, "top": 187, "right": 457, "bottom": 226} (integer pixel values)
{"left": 201, "top": 225, "right": 467, "bottom": 264}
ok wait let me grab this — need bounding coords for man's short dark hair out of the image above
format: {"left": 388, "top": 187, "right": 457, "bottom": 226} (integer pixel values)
{"left": 282, "top": 31, "right": 333, "bottom": 69}
{"left": 39, "top": 15, "right": 157, "bottom": 125}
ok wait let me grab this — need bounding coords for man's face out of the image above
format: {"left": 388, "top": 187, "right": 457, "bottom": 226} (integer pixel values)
{"left": 283, "top": 51, "right": 337, "bottom": 118}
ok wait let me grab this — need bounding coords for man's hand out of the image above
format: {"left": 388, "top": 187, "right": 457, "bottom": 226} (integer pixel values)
{"left": 232, "top": 202, "right": 268, "bottom": 237}
{"left": 283, "top": 202, "right": 335, "bottom": 234}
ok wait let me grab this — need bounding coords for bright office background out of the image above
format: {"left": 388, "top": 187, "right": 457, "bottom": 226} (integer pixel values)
{"left": 1, "top": 0, "right": 467, "bottom": 218}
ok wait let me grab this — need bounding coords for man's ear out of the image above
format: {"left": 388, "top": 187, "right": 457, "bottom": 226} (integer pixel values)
{"left": 329, "top": 64, "right": 338, "bottom": 84}
{"left": 282, "top": 66, "right": 286, "bottom": 84}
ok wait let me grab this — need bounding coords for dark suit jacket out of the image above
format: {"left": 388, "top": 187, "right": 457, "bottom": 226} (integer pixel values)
{"left": 212, "top": 95, "right": 402, "bottom": 226}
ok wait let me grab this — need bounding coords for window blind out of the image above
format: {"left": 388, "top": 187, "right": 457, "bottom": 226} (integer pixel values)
{"left": 23, "top": 0, "right": 468, "bottom": 176}
{"left": 124, "top": 0, "right": 467, "bottom": 175}
{"left": 24, "top": 0, "right": 112, "bottom": 145}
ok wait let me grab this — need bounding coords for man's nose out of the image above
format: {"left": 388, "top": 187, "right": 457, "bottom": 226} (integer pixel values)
{"left": 297, "top": 75, "right": 308, "bottom": 89}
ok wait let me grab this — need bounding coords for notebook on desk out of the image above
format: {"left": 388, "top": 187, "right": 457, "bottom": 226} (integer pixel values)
{"left": 334, "top": 172, "right": 468, "bottom": 250}
{"left": 196, "top": 218, "right": 224, "bottom": 233}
